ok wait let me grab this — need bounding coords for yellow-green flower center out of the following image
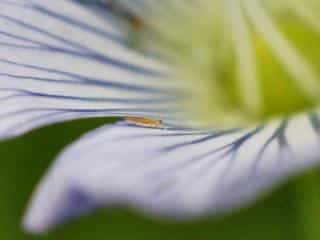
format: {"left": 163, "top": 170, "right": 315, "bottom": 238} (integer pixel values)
{"left": 133, "top": 0, "right": 320, "bottom": 128}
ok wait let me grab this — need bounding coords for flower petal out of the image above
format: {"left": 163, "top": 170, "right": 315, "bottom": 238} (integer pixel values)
{"left": 0, "top": 0, "right": 175, "bottom": 139}
{"left": 23, "top": 113, "right": 320, "bottom": 233}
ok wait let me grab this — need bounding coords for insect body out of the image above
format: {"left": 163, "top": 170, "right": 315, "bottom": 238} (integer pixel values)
{"left": 125, "top": 117, "right": 162, "bottom": 127}
{"left": 104, "top": 0, "right": 145, "bottom": 48}
{"left": 104, "top": 0, "right": 145, "bottom": 29}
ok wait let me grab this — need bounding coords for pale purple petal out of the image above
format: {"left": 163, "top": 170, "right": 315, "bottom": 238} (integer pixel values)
{"left": 0, "top": 0, "right": 176, "bottom": 139}
{"left": 23, "top": 113, "right": 320, "bottom": 233}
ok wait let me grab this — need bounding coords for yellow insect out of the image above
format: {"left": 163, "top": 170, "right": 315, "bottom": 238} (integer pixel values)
{"left": 125, "top": 117, "right": 162, "bottom": 127}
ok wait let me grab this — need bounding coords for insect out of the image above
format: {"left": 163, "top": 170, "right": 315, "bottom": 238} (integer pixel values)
{"left": 125, "top": 117, "right": 162, "bottom": 127}
{"left": 104, "top": 0, "right": 145, "bottom": 30}
{"left": 104, "top": 0, "right": 146, "bottom": 49}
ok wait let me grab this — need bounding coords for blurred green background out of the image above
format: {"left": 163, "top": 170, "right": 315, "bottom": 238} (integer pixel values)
{"left": 0, "top": 118, "right": 320, "bottom": 240}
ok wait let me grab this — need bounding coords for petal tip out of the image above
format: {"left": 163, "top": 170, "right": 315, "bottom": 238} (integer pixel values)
{"left": 22, "top": 204, "right": 51, "bottom": 234}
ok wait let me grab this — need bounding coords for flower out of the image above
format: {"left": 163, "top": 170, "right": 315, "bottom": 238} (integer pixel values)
{"left": 1, "top": 0, "right": 320, "bottom": 234}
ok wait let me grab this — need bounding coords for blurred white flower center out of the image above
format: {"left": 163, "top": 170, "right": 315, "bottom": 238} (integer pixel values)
{"left": 128, "top": 0, "right": 320, "bottom": 129}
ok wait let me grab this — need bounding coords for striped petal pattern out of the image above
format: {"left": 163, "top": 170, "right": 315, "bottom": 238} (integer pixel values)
{"left": 23, "top": 114, "right": 320, "bottom": 233}
{"left": 0, "top": 0, "right": 177, "bottom": 139}
{"left": 2, "top": 0, "right": 320, "bottom": 236}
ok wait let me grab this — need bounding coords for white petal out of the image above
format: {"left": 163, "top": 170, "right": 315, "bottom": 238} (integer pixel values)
{"left": 0, "top": 0, "right": 175, "bottom": 139}
{"left": 23, "top": 113, "right": 320, "bottom": 233}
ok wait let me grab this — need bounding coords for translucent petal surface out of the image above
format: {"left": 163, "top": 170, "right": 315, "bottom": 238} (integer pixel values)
{"left": 0, "top": 0, "right": 175, "bottom": 139}
{"left": 23, "top": 114, "right": 320, "bottom": 233}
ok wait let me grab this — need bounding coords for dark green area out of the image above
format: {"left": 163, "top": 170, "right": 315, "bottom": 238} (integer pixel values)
{"left": 0, "top": 118, "right": 319, "bottom": 240}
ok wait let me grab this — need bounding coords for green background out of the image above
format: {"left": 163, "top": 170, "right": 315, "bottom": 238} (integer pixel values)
{"left": 0, "top": 118, "right": 320, "bottom": 240}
